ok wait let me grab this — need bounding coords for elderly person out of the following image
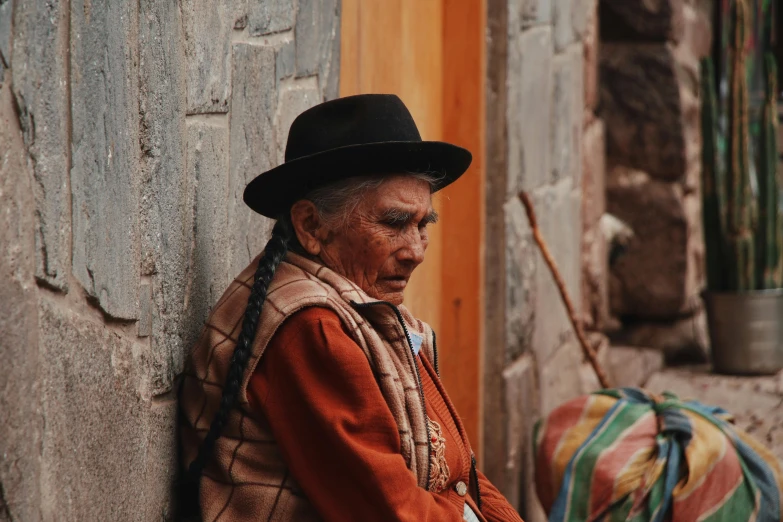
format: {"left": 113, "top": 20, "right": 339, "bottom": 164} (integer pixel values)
{"left": 179, "top": 94, "right": 524, "bottom": 522}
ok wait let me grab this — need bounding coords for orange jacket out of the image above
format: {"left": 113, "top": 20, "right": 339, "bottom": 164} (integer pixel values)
{"left": 248, "top": 306, "right": 524, "bottom": 522}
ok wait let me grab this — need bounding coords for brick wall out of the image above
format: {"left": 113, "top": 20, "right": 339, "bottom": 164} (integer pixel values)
{"left": 0, "top": 1, "right": 340, "bottom": 519}
{"left": 484, "top": 0, "right": 602, "bottom": 519}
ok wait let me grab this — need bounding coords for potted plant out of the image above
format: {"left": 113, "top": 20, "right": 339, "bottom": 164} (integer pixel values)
{"left": 700, "top": 0, "right": 783, "bottom": 375}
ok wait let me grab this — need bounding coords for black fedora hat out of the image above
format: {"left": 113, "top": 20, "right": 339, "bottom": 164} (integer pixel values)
{"left": 243, "top": 94, "right": 473, "bottom": 218}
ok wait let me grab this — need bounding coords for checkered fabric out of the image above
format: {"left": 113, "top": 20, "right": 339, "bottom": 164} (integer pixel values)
{"left": 180, "top": 252, "right": 437, "bottom": 521}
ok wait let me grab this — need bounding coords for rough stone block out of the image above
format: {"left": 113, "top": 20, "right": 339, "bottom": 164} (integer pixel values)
{"left": 228, "top": 44, "right": 277, "bottom": 276}
{"left": 579, "top": 332, "right": 609, "bottom": 393}
{"left": 600, "top": 0, "right": 684, "bottom": 43}
{"left": 295, "top": 0, "right": 341, "bottom": 100}
{"left": 540, "top": 339, "right": 583, "bottom": 416}
{"left": 276, "top": 39, "right": 296, "bottom": 82}
{"left": 505, "top": 197, "right": 537, "bottom": 362}
{"left": 141, "top": 400, "right": 179, "bottom": 521}
{"left": 600, "top": 43, "right": 686, "bottom": 182}
{"left": 571, "top": 0, "right": 594, "bottom": 42}
{"left": 581, "top": 118, "right": 605, "bottom": 228}
{"left": 507, "top": 26, "right": 553, "bottom": 196}
{"left": 608, "top": 165, "right": 702, "bottom": 318}
{"left": 181, "top": 0, "right": 235, "bottom": 113}
{"left": 0, "top": 83, "right": 43, "bottom": 522}
{"left": 38, "top": 298, "right": 174, "bottom": 521}
{"left": 552, "top": 0, "right": 573, "bottom": 51}
{"left": 570, "top": 187, "right": 584, "bottom": 309}
{"left": 12, "top": 0, "right": 71, "bottom": 290}
{"left": 322, "top": 29, "right": 341, "bottom": 102}
{"left": 510, "top": 0, "right": 552, "bottom": 29}
{"left": 524, "top": 482, "right": 549, "bottom": 522}
{"left": 0, "top": 0, "right": 11, "bottom": 72}
{"left": 138, "top": 0, "right": 192, "bottom": 392}
{"left": 185, "top": 121, "right": 231, "bottom": 350}
{"left": 138, "top": 282, "right": 152, "bottom": 338}
{"left": 608, "top": 345, "right": 664, "bottom": 388}
{"left": 671, "top": 3, "right": 711, "bottom": 75}
{"left": 611, "top": 307, "right": 709, "bottom": 363}
{"left": 531, "top": 179, "right": 581, "bottom": 363}
{"left": 248, "top": 0, "right": 294, "bottom": 36}
{"left": 583, "top": 0, "right": 599, "bottom": 110}
{"left": 581, "top": 222, "right": 609, "bottom": 330}
{"left": 553, "top": 0, "right": 594, "bottom": 51}
{"left": 501, "top": 354, "right": 539, "bottom": 511}
{"left": 678, "top": 71, "right": 700, "bottom": 170}
{"left": 274, "top": 81, "right": 320, "bottom": 164}
{"left": 70, "top": 0, "right": 140, "bottom": 320}
{"left": 551, "top": 45, "right": 583, "bottom": 184}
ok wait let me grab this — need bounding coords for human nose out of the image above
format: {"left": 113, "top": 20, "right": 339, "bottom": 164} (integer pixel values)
{"left": 397, "top": 228, "right": 427, "bottom": 265}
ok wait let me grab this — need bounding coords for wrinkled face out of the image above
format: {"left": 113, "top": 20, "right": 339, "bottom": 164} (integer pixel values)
{"left": 290, "top": 175, "right": 437, "bottom": 305}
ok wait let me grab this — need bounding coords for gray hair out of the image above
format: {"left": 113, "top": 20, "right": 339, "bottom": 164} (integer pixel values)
{"left": 278, "top": 171, "right": 444, "bottom": 251}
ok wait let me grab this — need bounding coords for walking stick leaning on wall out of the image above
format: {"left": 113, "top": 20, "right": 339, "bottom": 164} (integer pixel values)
{"left": 517, "top": 190, "right": 612, "bottom": 389}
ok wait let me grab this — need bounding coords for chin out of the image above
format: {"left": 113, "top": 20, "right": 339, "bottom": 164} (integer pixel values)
{"left": 383, "top": 292, "right": 405, "bottom": 306}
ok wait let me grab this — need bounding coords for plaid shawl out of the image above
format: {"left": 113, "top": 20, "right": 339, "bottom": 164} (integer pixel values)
{"left": 180, "top": 252, "right": 436, "bottom": 521}
{"left": 534, "top": 388, "right": 783, "bottom": 522}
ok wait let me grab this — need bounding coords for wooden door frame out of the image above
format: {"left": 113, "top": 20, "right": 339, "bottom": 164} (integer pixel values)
{"left": 439, "top": 0, "right": 486, "bottom": 458}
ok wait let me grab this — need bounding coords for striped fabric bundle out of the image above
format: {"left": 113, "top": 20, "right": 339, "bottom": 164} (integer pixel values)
{"left": 534, "top": 388, "right": 783, "bottom": 522}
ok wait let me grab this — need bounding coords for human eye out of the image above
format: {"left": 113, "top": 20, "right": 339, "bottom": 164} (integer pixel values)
{"left": 380, "top": 210, "right": 411, "bottom": 229}
{"left": 418, "top": 211, "right": 439, "bottom": 229}
{"left": 383, "top": 216, "right": 407, "bottom": 229}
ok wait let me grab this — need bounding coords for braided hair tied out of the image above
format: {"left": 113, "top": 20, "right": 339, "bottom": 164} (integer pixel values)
{"left": 180, "top": 219, "right": 291, "bottom": 518}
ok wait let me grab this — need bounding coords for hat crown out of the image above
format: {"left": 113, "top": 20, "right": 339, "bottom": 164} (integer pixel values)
{"left": 284, "top": 94, "right": 423, "bottom": 162}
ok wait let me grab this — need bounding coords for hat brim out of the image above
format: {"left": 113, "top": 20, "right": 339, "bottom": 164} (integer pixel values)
{"left": 243, "top": 141, "right": 473, "bottom": 218}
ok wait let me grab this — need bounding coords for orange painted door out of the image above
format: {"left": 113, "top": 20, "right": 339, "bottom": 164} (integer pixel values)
{"left": 341, "top": 0, "right": 485, "bottom": 456}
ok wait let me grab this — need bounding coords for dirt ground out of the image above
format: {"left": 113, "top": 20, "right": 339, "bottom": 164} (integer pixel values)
{"left": 644, "top": 365, "right": 783, "bottom": 463}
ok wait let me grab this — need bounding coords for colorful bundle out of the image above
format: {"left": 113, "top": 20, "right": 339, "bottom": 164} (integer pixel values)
{"left": 534, "top": 388, "right": 783, "bottom": 521}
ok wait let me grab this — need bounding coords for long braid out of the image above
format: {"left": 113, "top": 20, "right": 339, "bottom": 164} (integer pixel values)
{"left": 181, "top": 219, "right": 291, "bottom": 514}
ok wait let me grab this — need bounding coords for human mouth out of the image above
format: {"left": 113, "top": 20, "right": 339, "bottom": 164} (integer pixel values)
{"left": 382, "top": 276, "right": 409, "bottom": 290}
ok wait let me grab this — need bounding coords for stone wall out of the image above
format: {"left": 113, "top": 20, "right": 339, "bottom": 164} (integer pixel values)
{"left": 0, "top": 0, "right": 340, "bottom": 519}
{"left": 484, "top": 0, "right": 601, "bottom": 519}
{"left": 581, "top": 0, "right": 609, "bottom": 332}
{"left": 599, "top": 0, "right": 712, "bottom": 362}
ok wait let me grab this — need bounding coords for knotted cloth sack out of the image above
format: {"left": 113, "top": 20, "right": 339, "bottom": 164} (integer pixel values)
{"left": 534, "top": 388, "right": 783, "bottom": 522}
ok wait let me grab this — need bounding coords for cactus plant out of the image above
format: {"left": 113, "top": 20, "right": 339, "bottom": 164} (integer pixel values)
{"left": 700, "top": 0, "right": 781, "bottom": 293}
{"left": 724, "top": 0, "right": 755, "bottom": 291}
{"left": 700, "top": 58, "right": 726, "bottom": 291}
{"left": 755, "top": 53, "right": 783, "bottom": 289}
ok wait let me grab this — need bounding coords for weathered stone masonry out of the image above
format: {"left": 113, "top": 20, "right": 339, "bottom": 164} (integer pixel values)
{"left": 484, "top": 0, "right": 600, "bottom": 520}
{"left": 601, "top": 0, "right": 712, "bottom": 361}
{"left": 0, "top": 0, "right": 340, "bottom": 519}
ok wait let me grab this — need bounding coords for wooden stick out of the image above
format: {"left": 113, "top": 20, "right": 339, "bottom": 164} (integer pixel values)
{"left": 518, "top": 191, "right": 612, "bottom": 389}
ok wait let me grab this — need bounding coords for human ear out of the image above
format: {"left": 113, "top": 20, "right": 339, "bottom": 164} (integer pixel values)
{"left": 289, "top": 200, "right": 322, "bottom": 256}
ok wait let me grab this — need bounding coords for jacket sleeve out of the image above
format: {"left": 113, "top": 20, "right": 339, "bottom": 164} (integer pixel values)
{"left": 246, "top": 307, "right": 464, "bottom": 522}
{"left": 476, "top": 468, "right": 525, "bottom": 522}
